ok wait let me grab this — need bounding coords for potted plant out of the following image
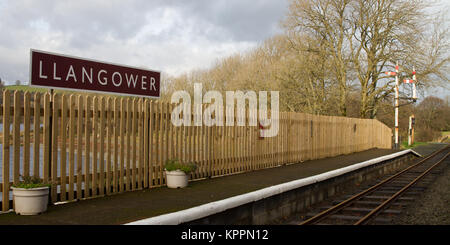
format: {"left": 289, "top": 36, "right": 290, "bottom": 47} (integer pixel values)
{"left": 164, "top": 159, "right": 197, "bottom": 188}
{"left": 11, "top": 176, "right": 51, "bottom": 215}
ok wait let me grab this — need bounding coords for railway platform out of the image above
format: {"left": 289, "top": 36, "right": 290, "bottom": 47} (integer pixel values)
{"left": 0, "top": 145, "right": 445, "bottom": 225}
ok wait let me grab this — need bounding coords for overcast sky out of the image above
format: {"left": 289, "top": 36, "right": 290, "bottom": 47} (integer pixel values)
{"left": 0, "top": 0, "right": 289, "bottom": 85}
{"left": 0, "top": 0, "right": 448, "bottom": 101}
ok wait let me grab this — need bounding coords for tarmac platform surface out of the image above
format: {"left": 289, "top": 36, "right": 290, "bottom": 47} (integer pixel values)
{"left": 1, "top": 146, "right": 442, "bottom": 225}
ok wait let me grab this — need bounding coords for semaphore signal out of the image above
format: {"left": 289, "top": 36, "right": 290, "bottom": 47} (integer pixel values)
{"left": 385, "top": 62, "right": 418, "bottom": 149}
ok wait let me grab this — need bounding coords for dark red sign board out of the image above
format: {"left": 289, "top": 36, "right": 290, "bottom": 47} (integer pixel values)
{"left": 30, "top": 49, "right": 160, "bottom": 98}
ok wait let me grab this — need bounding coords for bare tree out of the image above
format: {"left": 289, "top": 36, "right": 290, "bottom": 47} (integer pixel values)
{"left": 282, "top": 0, "right": 449, "bottom": 118}
{"left": 406, "top": 13, "right": 450, "bottom": 91}
{"left": 283, "top": 0, "right": 352, "bottom": 116}
{"left": 349, "top": 0, "right": 428, "bottom": 118}
{"left": 274, "top": 34, "right": 337, "bottom": 114}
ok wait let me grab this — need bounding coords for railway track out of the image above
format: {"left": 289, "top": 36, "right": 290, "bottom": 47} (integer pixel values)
{"left": 298, "top": 145, "right": 450, "bottom": 225}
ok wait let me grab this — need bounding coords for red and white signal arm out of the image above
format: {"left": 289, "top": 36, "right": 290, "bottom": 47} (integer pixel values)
{"left": 403, "top": 79, "right": 414, "bottom": 84}
{"left": 385, "top": 71, "right": 397, "bottom": 76}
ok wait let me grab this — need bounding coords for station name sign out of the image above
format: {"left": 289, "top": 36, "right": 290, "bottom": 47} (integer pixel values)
{"left": 30, "top": 49, "right": 160, "bottom": 98}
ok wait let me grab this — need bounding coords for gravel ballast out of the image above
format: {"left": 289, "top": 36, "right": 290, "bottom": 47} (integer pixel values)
{"left": 393, "top": 159, "right": 450, "bottom": 225}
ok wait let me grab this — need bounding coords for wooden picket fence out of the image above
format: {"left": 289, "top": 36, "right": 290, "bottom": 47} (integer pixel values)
{"left": 0, "top": 90, "right": 392, "bottom": 211}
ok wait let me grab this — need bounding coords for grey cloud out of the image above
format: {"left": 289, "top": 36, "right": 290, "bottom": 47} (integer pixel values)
{"left": 0, "top": 0, "right": 288, "bottom": 84}
{"left": 174, "top": 0, "right": 289, "bottom": 41}
{"left": 2, "top": 0, "right": 287, "bottom": 47}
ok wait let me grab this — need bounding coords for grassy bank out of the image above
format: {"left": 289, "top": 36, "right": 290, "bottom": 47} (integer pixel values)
{"left": 4, "top": 85, "right": 48, "bottom": 92}
{"left": 401, "top": 141, "right": 428, "bottom": 149}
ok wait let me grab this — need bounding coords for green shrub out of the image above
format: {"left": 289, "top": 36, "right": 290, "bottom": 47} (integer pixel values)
{"left": 164, "top": 159, "right": 197, "bottom": 174}
{"left": 12, "top": 175, "right": 51, "bottom": 189}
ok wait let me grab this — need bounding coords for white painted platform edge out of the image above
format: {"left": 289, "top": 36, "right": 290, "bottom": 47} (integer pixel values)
{"left": 125, "top": 149, "right": 416, "bottom": 225}
{"left": 410, "top": 149, "right": 422, "bottom": 157}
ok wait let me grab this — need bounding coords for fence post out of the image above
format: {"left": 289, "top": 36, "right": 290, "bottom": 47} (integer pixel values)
{"left": 45, "top": 90, "right": 53, "bottom": 203}
{"left": 2, "top": 90, "right": 11, "bottom": 211}
{"left": 51, "top": 92, "right": 58, "bottom": 203}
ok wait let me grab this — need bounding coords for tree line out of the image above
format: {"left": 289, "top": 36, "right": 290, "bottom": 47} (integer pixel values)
{"left": 159, "top": 0, "right": 449, "bottom": 142}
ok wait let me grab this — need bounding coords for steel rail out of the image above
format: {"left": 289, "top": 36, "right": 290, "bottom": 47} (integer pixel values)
{"left": 299, "top": 145, "right": 449, "bottom": 225}
{"left": 354, "top": 151, "right": 450, "bottom": 225}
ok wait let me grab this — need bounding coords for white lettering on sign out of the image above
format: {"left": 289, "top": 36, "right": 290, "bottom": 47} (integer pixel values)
{"left": 66, "top": 65, "right": 77, "bottom": 82}
{"left": 112, "top": 71, "right": 122, "bottom": 87}
{"left": 150, "top": 77, "right": 156, "bottom": 91}
{"left": 39, "top": 60, "right": 47, "bottom": 79}
{"left": 141, "top": 76, "right": 147, "bottom": 90}
{"left": 53, "top": 63, "right": 61, "bottom": 80}
{"left": 35, "top": 56, "right": 159, "bottom": 93}
{"left": 82, "top": 67, "right": 93, "bottom": 84}
{"left": 98, "top": 69, "right": 107, "bottom": 85}
{"left": 126, "top": 73, "right": 138, "bottom": 88}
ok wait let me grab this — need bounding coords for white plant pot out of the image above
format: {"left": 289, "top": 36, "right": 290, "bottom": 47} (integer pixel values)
{"left": 165, "top": 170, "right": 189, "bottom": 188}
{"left": 11, "top": 186, "right": 49, "bottom": 215}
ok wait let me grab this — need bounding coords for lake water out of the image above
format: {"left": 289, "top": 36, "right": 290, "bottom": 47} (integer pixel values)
{"left": 0, "top": 123, "right": 30, "bottom": 132}
{"left": 0, "top": 123, "right": 81, "bottom": 182}
{"left": 1, "top": 123, "right": 116, "bottom": 203}
{"left": 0, "top": 144, "right": 96, "bottom": 202}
